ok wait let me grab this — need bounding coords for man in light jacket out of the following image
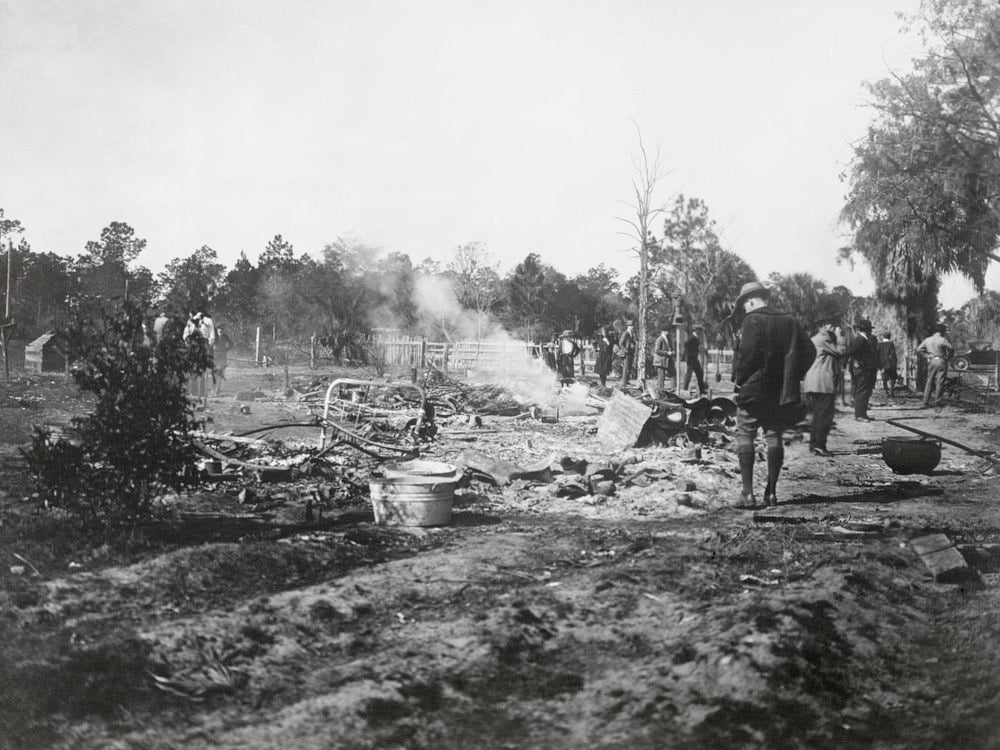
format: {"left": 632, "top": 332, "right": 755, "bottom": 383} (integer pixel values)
{"left": 803, "top": 322, "right": 846, "bottom": 457}
{"left": 917, "top": 323, "right": 954, "bottom": 408}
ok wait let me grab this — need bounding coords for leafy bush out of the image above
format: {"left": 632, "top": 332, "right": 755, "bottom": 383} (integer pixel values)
{"left": 23, "top": 299, "right": 213, "bottom": 533}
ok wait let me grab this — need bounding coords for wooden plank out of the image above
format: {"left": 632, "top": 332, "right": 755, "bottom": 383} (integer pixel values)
{"left": 596, "top": 391, "right": 652, "bottom": 452}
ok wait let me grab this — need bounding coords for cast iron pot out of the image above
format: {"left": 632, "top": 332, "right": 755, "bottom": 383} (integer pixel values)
{"left": 882, "top": 436, "right": 942, "bottom": 475}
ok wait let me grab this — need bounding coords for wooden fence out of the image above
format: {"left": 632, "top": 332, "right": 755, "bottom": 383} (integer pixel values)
{"left": 366, "top": 331, "right": 735, "bottom": 378}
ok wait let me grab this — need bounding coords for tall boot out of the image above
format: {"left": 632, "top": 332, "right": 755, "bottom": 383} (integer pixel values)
{"left": 738, "top": 452, "right": 756, "bottom": 505}
{"left": 764, "top": 444, "right": 784, "bottom": 506}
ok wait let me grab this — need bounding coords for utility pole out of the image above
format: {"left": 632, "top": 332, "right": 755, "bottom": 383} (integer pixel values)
{"left": 2, "top": 208, "right": 8, "bottom": 320}
{"left": 1, "top": 209, "right": 11, "bottom": 381}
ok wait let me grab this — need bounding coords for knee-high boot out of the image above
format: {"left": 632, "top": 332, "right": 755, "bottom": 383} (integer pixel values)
{"left": 738, "top": 452, "right": 755, "bottom": 498}
{"left": 765, "top": 444, "right": 784, "bottom": 498}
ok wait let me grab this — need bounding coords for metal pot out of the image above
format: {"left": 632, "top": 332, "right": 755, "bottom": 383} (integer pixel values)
{"left": 882, "top": 436, "right": 941, "bottom": 475}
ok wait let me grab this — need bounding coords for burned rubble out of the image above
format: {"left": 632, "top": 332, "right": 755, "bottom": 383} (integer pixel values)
{"left": 5, "top": 360, "right": 1000, "bottom": 750}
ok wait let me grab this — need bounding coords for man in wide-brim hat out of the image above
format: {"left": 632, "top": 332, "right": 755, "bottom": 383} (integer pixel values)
{"left": 734, "top": 281, "right": 770, "bottom": 310}
{"left": 731, "top": 280, "right": 814, "bottom": 509}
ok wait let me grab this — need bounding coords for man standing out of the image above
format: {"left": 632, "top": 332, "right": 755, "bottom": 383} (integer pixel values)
{"left": 732, "top": 281, "right": 814, "bottom": 508}
{"left": 803, "top": 321, "right": 846, "bottom": 457}
{"left": 184, "top": 311, "right": 216, "bottom": 405}
{"left": 683, "top": 329, "right": 708, "bottom": 395}
{"left": 877, "top": 332, "right": 898, "bottom": 397}
{"left": 653, "top": 323, "right": 674, "bottom": 392}
{"left": 556, "top": 330, "right": 580, "bottom": 384}
{"left": 846, "top": 319, "right": 880, "bottom": 422}
{"left": 593, "top": 325, "right": 614, "bottom": 388}
{"left": 213, "top": 324, "right": 233, "bottom": 396}
{"left": 618, "top": 320, "right": 637, "bottom": 387}
{"left": 917, "top": 323, "right": 954, "bottom": 408}
{"left": 152, "top": 308, "right": 170, "bottom": 343}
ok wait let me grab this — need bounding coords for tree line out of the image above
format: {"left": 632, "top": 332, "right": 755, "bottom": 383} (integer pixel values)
{"left": 0, "top": 198, "right": 876, "bottom": 362}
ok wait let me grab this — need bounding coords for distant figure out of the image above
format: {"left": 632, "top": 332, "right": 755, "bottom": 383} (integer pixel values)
{"left": 556, "top": 330, "right": 580, "bottom": 384}
{"left": 653, "top": 323, "right": 674, "bottom": 392}
{"left": 542, "top": 334, "right": 558, "bottom": 372}
{"left": 846, "top": 318, "right": 879, "bottom": 422}
{"left": 683, "top": 329, "right": 708, "bottom": 395}
{"left": 152, "top": 309, "right": 170, "bottom": 342}
{"left": 731, "top": 281, "right": 814, "bottom": 509}
{"left": 184, "top": 311, "right": 216, "bottom": 403}
{"left": 917, "top": 323, "right": 954, "bottom": 408}
{"left": 213, "top": 325, "right": 233, "bottom": 396}
{"left": 803, "top": 321, "right": 846, "bottom": 457}
{"left": 593, "top": 325, "right": 614, "bottom": 387}
{"left": 877, "top": 332, "right": 898, "bottom": 397}
{"left": 618, "top": 320, "right": 637, "bottom": 387}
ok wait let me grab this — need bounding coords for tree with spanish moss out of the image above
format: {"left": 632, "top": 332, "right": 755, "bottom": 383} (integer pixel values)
{"left": 841, "top": 0, "right": 1000, "bottom": 334}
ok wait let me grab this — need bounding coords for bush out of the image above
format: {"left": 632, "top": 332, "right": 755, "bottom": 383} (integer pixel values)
{"left": 23, "top": 299, "right": 213, "bottom": 533}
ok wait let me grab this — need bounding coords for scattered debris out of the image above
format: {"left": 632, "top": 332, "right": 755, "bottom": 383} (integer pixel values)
{"left": 910, "top": 533, "right": 979, "bottom": 584}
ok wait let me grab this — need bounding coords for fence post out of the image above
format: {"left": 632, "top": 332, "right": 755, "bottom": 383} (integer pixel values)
{"left": 255, "top": 326, "right": 262, "bottom": 367}
{"left": 420, "top": 338, "right": 427, "bottom": 369}
{"left": 443, "top": 343, "right": 450, "bottom": 375}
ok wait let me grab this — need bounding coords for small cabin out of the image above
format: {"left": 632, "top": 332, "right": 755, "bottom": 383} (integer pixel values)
{"left": 25, "top": 332, "right": 67, "bottom": 373}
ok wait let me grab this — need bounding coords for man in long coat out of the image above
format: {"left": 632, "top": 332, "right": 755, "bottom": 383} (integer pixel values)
{"left": 732, "top": 282, "right": 814, "bottom": 508}
{"left": 593, "top": 325, "right": 614, "bottom": 387}
{"left": 846, "top": 318, "right": 879, "bottom": 421}
{"left": 803, "top": 322, "right": 846, "bottom": 456}
{"left": 618, "top": 320, "right": 637, "bottom": 387}
{"left": 653, "top": 323, "right": 674, "bottom": 392}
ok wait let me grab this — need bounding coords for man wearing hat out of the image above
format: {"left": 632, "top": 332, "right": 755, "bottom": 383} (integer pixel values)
{"left": 683, "top": 328, "right": 708, "bottom": 395}
{"left": 618, "top": 320, "right": 637, "bottom": 387}
{"left": 556, "top": 330, "right": 580, "bottom": 384}
{"left": 593, "top": 325, "right": 615, "bottom": 387}
{"left": 731, "top": 281, "right": 814, "bottom": 508}
{"left": 846, "top": 318, "right": 880, "bottom": 421}
{"left": 653, "top": 322, "right": 674, "bottom": 391}
{"left": 917, "top": 323, "right": 954, "bottom": 408}
{"left": 876, "top": 332, "right": 899, "bottom": 397}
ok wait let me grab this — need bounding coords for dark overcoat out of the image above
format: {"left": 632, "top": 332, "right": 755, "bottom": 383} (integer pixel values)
{"left": 733, "top": 306, "right": 815, "bottom": 413}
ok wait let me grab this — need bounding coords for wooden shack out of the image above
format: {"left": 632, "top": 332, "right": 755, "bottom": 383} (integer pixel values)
{"left": 25, "top": 332, "right": 67, "bottom": 373}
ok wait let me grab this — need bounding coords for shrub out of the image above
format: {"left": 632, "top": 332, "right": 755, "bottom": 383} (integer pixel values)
{"left": 23, "top": 299, "right": 213, "bottom": 533}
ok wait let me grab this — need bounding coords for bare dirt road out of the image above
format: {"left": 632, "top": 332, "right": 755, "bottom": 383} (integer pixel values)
{"left": 2, "top": 365, "right": 999, "bottom": 749}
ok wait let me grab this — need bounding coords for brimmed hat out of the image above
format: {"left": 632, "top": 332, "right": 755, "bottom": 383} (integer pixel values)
{"left": 856, "top": 318, "right": 873, "bottom": 332}
{"left": 561, "top": 329, "right": 574, "bottom": 337}
{"left": 735, "top": 281, "right": 770, "bottom": 308}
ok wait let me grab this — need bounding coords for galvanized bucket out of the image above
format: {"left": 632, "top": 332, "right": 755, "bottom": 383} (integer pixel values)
{"left": 368, "top": 471, "right": 460, "bottom": 526}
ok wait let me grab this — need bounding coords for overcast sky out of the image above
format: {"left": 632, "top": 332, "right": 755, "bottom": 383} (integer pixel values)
{"left": 2, "top": 0, "right": 990, "bottom": 306}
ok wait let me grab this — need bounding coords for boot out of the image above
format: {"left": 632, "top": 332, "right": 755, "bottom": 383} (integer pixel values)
{"left": 763, "top": 444, "right": 783, "bottom": 506}
{"left": 737, "top": 452, "right": 756, "bottom": 507}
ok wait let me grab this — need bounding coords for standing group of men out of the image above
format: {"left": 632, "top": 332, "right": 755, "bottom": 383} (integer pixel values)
{"left": 729, "top": 279, "right": 957, "bottom": 509}
{"left": 150, "top": 309, "right": 233, "bottom": 401}
{"left": 564, "top": 320, "right": 708, "bottom": 395}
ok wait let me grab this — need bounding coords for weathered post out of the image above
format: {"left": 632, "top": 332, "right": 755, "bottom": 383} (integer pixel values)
{"left": 255, "top": 326, "right": 262, "bottom": 366}
{"left": 674, "top": 316, "right": 684, "bottom": 391}
{"left": 310, "top": 332, "right": 317, "bottom": 369}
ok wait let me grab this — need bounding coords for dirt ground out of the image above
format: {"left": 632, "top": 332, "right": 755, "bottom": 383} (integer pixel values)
{"left": 2, "top": 361, "right": 1000, "bottom": 749}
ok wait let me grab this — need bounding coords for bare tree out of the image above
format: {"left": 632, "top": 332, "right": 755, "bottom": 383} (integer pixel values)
{"left": 617, "top": 125, "right": 672, "bottom": 385}
{"left": 447, "top": 242, "right": 504, "bottom": 341}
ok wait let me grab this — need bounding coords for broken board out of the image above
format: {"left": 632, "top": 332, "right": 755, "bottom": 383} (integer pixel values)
{"left": 596, "top": 391, "right": 653, "bottom": 453}
{"left": 910, "top": 533, "right": 978, "bottom": 584}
